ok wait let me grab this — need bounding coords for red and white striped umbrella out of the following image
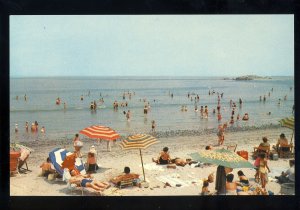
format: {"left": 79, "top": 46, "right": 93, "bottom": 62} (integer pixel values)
{"left": 79, "top": 125, "right": 120, "bottom": 141}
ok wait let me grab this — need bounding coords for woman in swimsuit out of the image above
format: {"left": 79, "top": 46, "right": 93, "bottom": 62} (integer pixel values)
{"left": 69, "top": 169, "right": 110, "bottom": 191}
{"left": 258, "top": 153, "right": 271, "bottom": 190}
{"left": 236, "top": 170, "right": 249, "bottom": 186}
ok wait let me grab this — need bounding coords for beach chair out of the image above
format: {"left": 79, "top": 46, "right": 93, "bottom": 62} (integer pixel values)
{"left": 278, "top": 145, "right": 293, "bottom": 158}
{"left": 119, "top": 178, "right": 134, "bottom": 189}
{"left": 252, "top": 145, "right": 270, "bottom": 159}
{"left": 226, "top": 144, "right": 237, "bottom": 152}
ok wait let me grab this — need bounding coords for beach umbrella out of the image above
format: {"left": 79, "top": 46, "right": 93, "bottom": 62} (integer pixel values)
{"left": 189, "top": 148, "right": 254, "bottom": 169}
{"left": 49, "top": 148, "right": 86, "bottom": 176}
{"left": 79, "top": 125, "right": 120, "bottom": 141}
{"left": 119, "top": 134, "right": 159, "bottom": 182}
{"left": 10, "top": 143, "right": 34, "bottom": 153}
{"left": 279, "top": 116, "right": 294, "bottom": 143}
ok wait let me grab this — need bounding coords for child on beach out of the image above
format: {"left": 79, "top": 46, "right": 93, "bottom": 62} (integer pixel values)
{"left": 39, "top": 157, "right": 55, "bottom": 177}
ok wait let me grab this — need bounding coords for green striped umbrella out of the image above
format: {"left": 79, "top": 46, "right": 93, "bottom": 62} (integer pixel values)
{"left": 119, "top": 134, "right": 159, "bottom": 181}
{"left": 279, "top": 116, "right": 294, "bottom": 143}
{"left": 189, "top": 148, "right": 254, "bottom": 169}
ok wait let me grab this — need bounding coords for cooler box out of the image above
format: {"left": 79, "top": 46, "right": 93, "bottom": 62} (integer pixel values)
{"left": 237, "top": 150, "right": 248, "bottom": 160}
{"left": 10, "top": 151, "right": 21, "bottom": 173}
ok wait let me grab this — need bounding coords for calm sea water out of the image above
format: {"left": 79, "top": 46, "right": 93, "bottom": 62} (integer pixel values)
{"left": 10, "top": 76, "right": 294, "bottom": 142}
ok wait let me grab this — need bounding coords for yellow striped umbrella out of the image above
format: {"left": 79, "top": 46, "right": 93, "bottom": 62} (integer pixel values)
{"left": 119, "top": 134, "right": 159, "bottom": 181}
{"left": 279, "top": 117, "right": 294, "bottom": 143}
{"left": 279, "top": 117, "right": 294, "bottom": 130}
{"left": 79, "top": 125, "right": 120, "bottom": 141}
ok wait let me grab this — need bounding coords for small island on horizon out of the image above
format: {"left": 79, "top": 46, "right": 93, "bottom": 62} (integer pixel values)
{"left": 234, "top": 75, "right": 272, "bottom": 81}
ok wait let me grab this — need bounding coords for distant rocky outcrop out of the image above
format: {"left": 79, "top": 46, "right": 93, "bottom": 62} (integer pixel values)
{"left": 235, "top": 75, "right": 271, "bottom": 80}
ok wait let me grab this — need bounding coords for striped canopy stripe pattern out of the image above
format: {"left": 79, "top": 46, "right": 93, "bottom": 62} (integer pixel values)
{"left": 119, "top": 134, "right": 158, "bottom": 150}
{"left": 49, "top": 148, "right": 86, "bottom": 176}
{"left": 79, "top": 125, "right": 120, "bottom": 140}
{"left": 279, "top": 117, "right": 294, "bottom": 130}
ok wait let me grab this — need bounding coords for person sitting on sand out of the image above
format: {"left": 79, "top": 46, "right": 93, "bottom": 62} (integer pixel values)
{"left": 110, "top": 166, "right": 141, "bottom": 187}
{"left": 201, "top": 180, "right": 210, "bottom": 195}
{"left": 226, "top": 174, "right": 237, "bottom": 195}
{"left": 236, "top": 170, "right": 249, "bottom": 186}
{"left": 65, "top": 168, "right": 110, "bottom": 192}
{"left": 242, "top": 113, "right": 249, "bottom": 121}
{"left": 152, "top": 147, "right": 171, "bottom": 165}
{"left": 39, "top": 157, "right": 55, "bottom": 177}
{"left": 275, "top": 159, "right": 294, "bottom": 184}
{"left": 274, "top": 133, "right": 289, "bottom": 152}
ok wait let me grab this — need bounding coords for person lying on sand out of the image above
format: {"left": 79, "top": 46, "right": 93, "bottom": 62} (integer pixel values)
{"left": 169, "top": 158, "right": 195, "bottom": 166}
{"left": 152, "top": 147, "right": 171, "bottom": 165}
{"left": 65, "top": 168, "right": 110, "bottom": 192}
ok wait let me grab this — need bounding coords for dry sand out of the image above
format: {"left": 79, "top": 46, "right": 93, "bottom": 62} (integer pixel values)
{"left": 10, "top": 127, "right": 294, "bottom": 196}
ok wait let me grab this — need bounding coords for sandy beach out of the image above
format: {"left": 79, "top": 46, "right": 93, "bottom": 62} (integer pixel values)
{"left": 10, "top": 126, "right": 294, "bottom": 196}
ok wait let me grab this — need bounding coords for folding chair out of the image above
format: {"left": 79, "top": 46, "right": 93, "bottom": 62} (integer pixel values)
{"left": 119, "top": 178, "right": 134, "bottom": 189}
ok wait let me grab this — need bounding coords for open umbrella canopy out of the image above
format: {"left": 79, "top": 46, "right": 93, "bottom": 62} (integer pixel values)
{"left": 189, "top": 148, "right": 254, "bottom": 169}
{"left": 119, "top": 134, "right": 159, "bottom": 150}
{"left": 49, "top": 148, "right": 86, "bottom": 176}
{"left": 79, "top": 125, "right": 120, "bottom": 140}
{"left": 279, "top": 117, "right": 294, "bottom": 130}
{"left": 10, "top": 143, "right": 34, "bottom": 152}
{"left": 119, "top": 134, "right": 159, "bottom": 182}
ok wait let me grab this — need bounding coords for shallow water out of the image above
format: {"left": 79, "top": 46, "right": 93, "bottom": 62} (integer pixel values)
{"left": 10, "top": 76, "right": 294, "bottom": 142}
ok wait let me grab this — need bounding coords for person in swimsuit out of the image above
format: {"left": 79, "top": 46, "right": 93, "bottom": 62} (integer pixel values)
{"left": 236, "top": 170, "right": 249, "bottom": 186}
{"left": 152, "top": 147, "right": 171, "bottom": 165}
{"left": 110, "top": 166, "right": 141, "bottom": 187}
{"left": 275, "top": 133, "right": 289, "bottom": 152}
{"left": 68, "top": 169, "right": 110, "bottom": 191}
{"left": 258, "top": 153, "right": 271, "bottom": 190}
{"left": 225, "top": 174, "right": 237, "bottom": 195}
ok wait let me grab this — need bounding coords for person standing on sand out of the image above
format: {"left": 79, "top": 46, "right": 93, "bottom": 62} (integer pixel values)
{"left": 258, "top": 153, "right": 270, "bottom": 191}
{"left": 73, "top": 133, "right": 80, "bottom": 146}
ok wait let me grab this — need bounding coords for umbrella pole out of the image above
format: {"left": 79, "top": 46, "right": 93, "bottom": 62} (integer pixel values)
{"left": 139, "top": 149, "right": 146, "bottom": 182}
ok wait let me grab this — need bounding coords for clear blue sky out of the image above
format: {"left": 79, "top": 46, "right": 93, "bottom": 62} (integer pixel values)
{"left": 10, "top": 15, "right": 294, "bottom": 77}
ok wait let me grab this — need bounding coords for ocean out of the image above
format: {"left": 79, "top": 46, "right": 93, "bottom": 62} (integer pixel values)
{"left": 10, "top": 76, "right": 294, "bottom": 142}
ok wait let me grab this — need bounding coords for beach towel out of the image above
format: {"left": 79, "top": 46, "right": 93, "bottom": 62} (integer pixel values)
{"left": 141, "top": 162, "right": 167, "bottom": 171}
{"left": 156, "top": 173, "right": 190, "bottom": 187}
{"left": 49, "top": 148, "right": 86, "bottom": 176}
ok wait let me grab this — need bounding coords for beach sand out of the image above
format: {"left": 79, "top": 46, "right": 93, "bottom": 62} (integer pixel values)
{"left": 10, "top": 127, "right": 294, "bottom": 196}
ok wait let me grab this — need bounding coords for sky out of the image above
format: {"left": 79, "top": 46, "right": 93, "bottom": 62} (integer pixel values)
{"left": 10, "top": 15, "right": 294, "bottom": 77}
